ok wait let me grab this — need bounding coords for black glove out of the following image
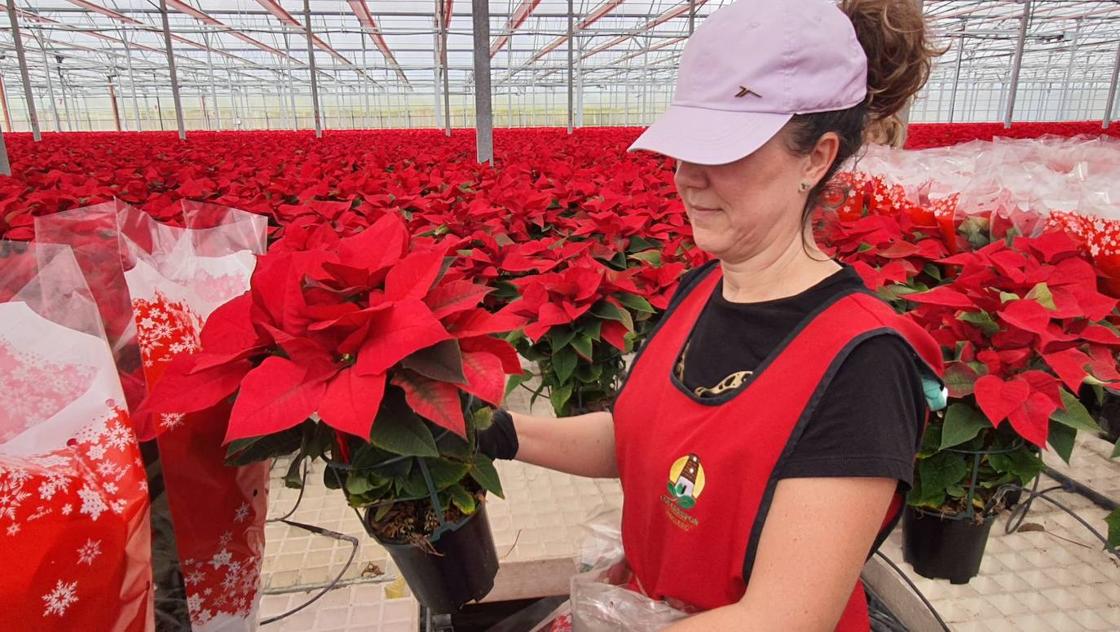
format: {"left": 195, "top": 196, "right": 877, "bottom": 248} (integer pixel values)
{"left": 476, "top": 409, "right": 519, "bottom": 460}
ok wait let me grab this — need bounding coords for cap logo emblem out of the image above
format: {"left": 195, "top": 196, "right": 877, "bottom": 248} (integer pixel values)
{"left": 735, "top": 86, "right": 761, "bottom": 99}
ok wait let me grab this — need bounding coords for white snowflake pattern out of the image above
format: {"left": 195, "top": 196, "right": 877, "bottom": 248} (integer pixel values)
{"left": 77, "top": 485, "right": 107, "bottom": 521}
{"left": 159, "top": 413, "right": 185, "bottom": 431}
{"left": 209, "top": 548, "right": 232, "bottom": 570}
{"left": 186, "top": 593, "right": 203, "bottom": 614}
{"left": 41, "top": 579, "right": 78, "bottom": 617}
{"left": 110, "top": 499, "right": 127, "bottom": 515}
{"left": 103, "top": 482, "right": 119, "bottom": 495}
{"left": 137, "top": 480, "right": 148, "bottom": 493}
{"left": 0, "top": 483, "right": 30, "bottom": 520}
{"left": 95, "top": 461, "right": 121, "bottom": 479}
{"left": 85, "top": 444, "right": 107, "bottom": 461}
{"left": 184, "top": 570, "right": 206, "bottom": 586}
{"left": 60, "top": 503, "right": 72, "bottom": 515}
{"left": 233, "top": 502, "right": 250, "bottom": 524}
{"left": 218, "top": 531, "right": 233, "bottom": 547}
{"left": 7, "top": 523, "right": 20, "bottom": 536}
{"left": 77, "top": 539, "right": 101, "bottom": 566}
{"left": 104, "top": 423, "right": 132, "bottom": 452}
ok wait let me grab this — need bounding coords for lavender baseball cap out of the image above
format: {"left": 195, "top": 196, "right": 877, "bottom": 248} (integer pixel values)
{"left": 629, "top": 0, "right": 868, "bottom": 165}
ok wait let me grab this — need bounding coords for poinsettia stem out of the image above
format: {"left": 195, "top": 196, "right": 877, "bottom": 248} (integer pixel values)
{"left": 335, "top": 430, "right": 351, "bottom": 464}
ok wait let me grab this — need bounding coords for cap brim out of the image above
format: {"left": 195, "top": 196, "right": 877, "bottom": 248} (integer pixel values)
{"left": 628, "top": 105, "right": 794, "bottom": 166}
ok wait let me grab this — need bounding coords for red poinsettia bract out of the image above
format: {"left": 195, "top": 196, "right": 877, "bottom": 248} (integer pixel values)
{"left": 140, "top": 213, "right": 525, "bottom": 443}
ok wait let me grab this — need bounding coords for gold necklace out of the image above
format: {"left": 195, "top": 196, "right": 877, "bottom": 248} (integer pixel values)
{"left": 675, "top": 341, "right": 753, "bottom": 398}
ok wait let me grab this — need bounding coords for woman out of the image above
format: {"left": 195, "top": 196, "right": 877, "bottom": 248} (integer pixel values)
{"left": 481, "top": 0, "right": 944, "bottom": 629}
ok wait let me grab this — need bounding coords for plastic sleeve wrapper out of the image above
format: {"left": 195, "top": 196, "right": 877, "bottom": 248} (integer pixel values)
{"left": 529, "top": 508, "right": 690, "bottom": 632}
{"left": 120, "top": 202, "right": 270, "bottom": 632}
{"left": 0, "top": 242, "right": 154, "bottom": 632}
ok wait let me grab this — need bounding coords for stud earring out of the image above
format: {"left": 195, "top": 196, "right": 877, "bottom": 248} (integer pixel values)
{"left": 798, "top": 181, "right": 811, "bottom": 193}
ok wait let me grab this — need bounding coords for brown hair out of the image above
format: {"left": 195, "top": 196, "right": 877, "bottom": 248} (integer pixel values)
{"left": 785, "top": 0, "right": 946, "bottom": 231}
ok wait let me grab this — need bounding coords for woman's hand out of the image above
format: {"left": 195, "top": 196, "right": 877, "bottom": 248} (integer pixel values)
{"left": 481, "top": 409, "right": 618, "bottom": 479}
{"left": 666, "top": 476, "right": 898, "bottom": 632}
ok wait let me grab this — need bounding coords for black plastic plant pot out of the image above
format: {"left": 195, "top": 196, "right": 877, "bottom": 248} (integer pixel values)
{"left": 364, "top": 503, "right": 500, "bottom": 615}
{"left": 902, "top": 505, "right": 995, "bottom": 584}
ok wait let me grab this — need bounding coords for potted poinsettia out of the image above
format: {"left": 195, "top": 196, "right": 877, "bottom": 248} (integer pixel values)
{"left": 502, "top": 255, "right": 655, "bottom": 415}
{"left": 817, "top": 177, "right": 1120, "bottom": 580}
{"left": 894, "top": 229, "right": 1120, "bottom": 582}
{"left": 140, "top": 214, "right": 527, "bottom": 613}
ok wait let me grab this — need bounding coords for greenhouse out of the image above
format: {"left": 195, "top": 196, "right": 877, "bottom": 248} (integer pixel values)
{"left": 0, "top": 0, "right": 1118, "bottom": 631}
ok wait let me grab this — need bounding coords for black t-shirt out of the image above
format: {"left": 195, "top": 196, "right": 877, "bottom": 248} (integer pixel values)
{"left": 670, "top": 263, "right": 926, "bottom": 488}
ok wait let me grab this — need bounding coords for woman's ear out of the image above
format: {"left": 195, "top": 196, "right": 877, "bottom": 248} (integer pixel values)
{"left": 804, "top": 132, "right": 841, "bottom": 187}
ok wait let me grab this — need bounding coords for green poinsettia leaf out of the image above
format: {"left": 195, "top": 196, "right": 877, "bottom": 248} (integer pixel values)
{"left": 370, "top": 413, "right": 440, "bottom": 458}
{"left": 616, "top": 292, "right": 655, "bottom": 314}
{"left": 422, "top": 458, "right": 471, "bottom": 491}
{"left": 550, "top": 327, "right": 578, "bottom": 350}
{"left": 1051, "top": 388, "right": 1102, "bottom": 433}
{"left": 571, "top": 334, "right": 594, "bottom": 361}
{"left": 677, "top": 495, "right": 696, "bottom": 510}
{"left": 549, "top": 383, "right": 573, "bottom": 416}
{"left": 1025, "top": 283, "right": 1057, "bottom": 310}
{"left": 401, "top": 340, "right": 467, "bottom": 384}
{"left": 552, "top": 346, "right": 578, "bottom": 385}
{"left": 1048, "top": 422, "right": 1076, "bottom": 465}
{"left": 940, "top": 404, "right": 991, "bottom": 450}
{"left": 469, "top": 454, "right": 504, "bottom": 498}
{"left": 448, "top": 484, "right": 477, "bottom": 515}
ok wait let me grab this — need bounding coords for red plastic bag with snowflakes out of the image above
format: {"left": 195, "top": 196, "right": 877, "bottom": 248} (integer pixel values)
{"left": 120, "top": 203, "right": 269, "bottom": 631}
{"left": 0, "top": 242, "right": 154, "bottom": 631}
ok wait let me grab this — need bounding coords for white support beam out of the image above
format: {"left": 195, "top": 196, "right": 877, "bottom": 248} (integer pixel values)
{"left": 472, "top": 0, "right": 492, "bottom": 163}
{"left": 256, "top": 0, "right": 378, "bottom": 84}
{"left": 583, "top": 0, "right": 710, "bottom": 60}
{"left": 489, "top": 0, "right": 541, "bottom": 58}
{"left": 347, "top": 0, "right": 410, "bottom": 87}
{"left": 158, "top": 0, "right": 185, "bottom": 139}
{"left": 1004, "top": 0, "right": 1031, "bottom": 128}
{"left": 301, "top": 0, "right": 322, "bottom": 137}
{"left": 6, "top": 0, "right": 40, "bottom": 140}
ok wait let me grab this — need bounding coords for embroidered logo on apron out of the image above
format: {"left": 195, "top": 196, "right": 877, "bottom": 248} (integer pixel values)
{"left": 662, "top": 453, "right": 705, "bottom": 531}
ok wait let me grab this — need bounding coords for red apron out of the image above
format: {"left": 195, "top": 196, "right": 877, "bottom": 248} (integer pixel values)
{"left": 613, "top": 265, "right": 942, "bottom": 630}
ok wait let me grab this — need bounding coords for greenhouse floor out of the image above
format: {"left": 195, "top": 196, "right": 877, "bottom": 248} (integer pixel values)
{"left": 257, "top": 390, "right": 1120, "bottom": 631}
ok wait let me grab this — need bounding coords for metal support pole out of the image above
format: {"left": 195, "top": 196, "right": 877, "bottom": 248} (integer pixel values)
{"left": 303, "top": 0, "right": 323, "bottom": 137}
{"left": 472, "top": 0, "right": 493, "bottom": 163}
{"left": 1105, "top": 40, "right": 1120, "bottom": 129}
{"left": 56, "top": 58, "right": 72, "bottom": 131}
{"left": 948, "top": 24, "right": 965, "bottom": 123}
{"left": 432, "top": 15, "right": 443, "bottom": 129}
{"left": 158, "top": 0, "right": 186, "bottom": 139}
{"left": 0, "top": 75, "right": 13, "bottom": 132}
{"left": 7, "top": 0, "right": 39, "bottom": 140}
{"left": 1004, "top": 0, "right": 1030, "bottom": 128}
{"left": 227, "top": 70, "right": 239, "bottom": 127}
{"left": 39, "top": 44, "right": 61, "bottom": 132}
{"left": 688, "top": 0, "right": 695, "bottom": 35}
{"left": 506, "top": 30, "right": 513, "bottom": 127}
{"left": 120, "top": 29, "right": 141, "bottom": 131}
{"left": 567, "top": 0, "right": 574, "bottom": 134}
{"left": 203, "top": 30, "right": 221, "bottom": 129}
{"left": 0, "top": 128, "right": 9, "bottom": 176}
{"left": 440, "top": 0, "right": 451, "bottom": 135}
{"left": 361, "top": 40, "right": 370, "bottom": 128}
{"left": 108, "top": 80, "right": 121, "bottom": 131}
{"left": 283, "top": 31, "right": 297, "bottom": 129}
{"left": 1058, "top": 19, "right": 1081, "bottom": 118}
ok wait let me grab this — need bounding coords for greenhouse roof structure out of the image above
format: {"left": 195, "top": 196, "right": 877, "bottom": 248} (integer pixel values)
{"left": 0, "top": 0, "right": 1117, "bottom": 133}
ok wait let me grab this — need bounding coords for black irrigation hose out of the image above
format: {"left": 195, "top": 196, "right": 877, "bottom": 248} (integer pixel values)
{"left": 259, "top": 519, "right": 360, "bottom": 626}
{"left": 1002, "top": 476, "right": 1120, "bottom": 561}
{"left": 872, "top": 466, "right": 1120, "bottom": 632}
{"left": 260, "top": 458, "right": 361, "bottom": 626}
